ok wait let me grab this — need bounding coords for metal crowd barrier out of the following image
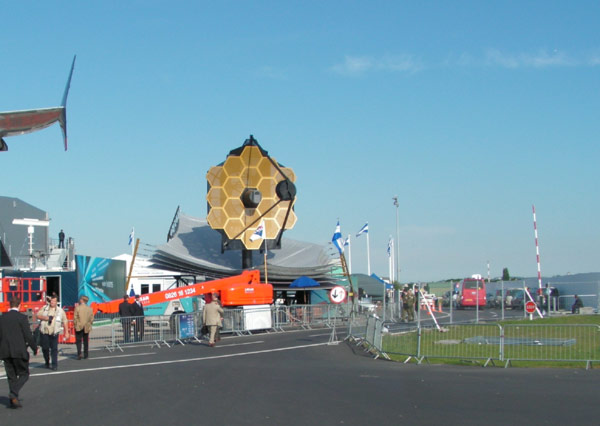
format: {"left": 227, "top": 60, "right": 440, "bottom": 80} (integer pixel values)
{"left": 47, "top": 303, "right": 355, "bottom": 352}
{"left": 502, "top": 324, "right": 600, "bottom": 367}
{"left": 363, "top": 319, "right": 600, "bottom": 368}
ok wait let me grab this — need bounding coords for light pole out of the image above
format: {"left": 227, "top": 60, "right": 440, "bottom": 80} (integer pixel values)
{"left": 392, "top": 196, "right": 400, "bottom": 284}
{"left": 392, "top": 196, "right": 400, "bottom": 322}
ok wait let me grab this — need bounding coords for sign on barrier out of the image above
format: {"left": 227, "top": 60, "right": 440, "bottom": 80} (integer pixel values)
{"left": 178, "top": 313, "right": 196, "bottom": 339}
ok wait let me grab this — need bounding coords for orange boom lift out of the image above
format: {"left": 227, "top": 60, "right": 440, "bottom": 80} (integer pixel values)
{"left": 90, "top": 269, "right": 273, "bottom": 314}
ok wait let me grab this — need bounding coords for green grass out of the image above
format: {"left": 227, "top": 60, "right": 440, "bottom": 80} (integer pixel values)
{"left": 383, "top": 315, "right": 600, "bottom": 368}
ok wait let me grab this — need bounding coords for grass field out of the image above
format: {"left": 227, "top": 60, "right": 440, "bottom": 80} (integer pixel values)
{"left": 383, "top": 315, "right": 600, "bottom": 368}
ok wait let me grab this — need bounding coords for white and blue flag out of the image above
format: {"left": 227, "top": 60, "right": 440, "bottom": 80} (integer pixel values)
{"left": 332, "top": 221, "right": 344, "bottom": 254}
{"left": 128, "top": 228, "right": 134, "bottom": 246}
{"left": 387, "top": 236, "right": 393, "bottom": 257}
{"left": 344, "top": 235, "right": 350, "bottom": 247}
{"left": 250, "top": 220, "right": 266, "bottom": 242}
{"left": 356, "top": 222, "right": 369, "bottom": 237}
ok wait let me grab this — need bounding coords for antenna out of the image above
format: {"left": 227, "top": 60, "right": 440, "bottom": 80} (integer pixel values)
{"left": 11, "top": 218, "right": 50, "bottom": 269}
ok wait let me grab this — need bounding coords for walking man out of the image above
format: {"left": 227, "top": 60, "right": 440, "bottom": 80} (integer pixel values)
{"left": 202, "top": 293, "right": 224, "bottom": 347}
{"left": 36, "top": 294, "right": 70, "bottom": 371}
{"left": 74, "top": 295, "right": 94, "bottom": 359}
{"left": 0, "top": 297, "right": 38, "bottom": 408}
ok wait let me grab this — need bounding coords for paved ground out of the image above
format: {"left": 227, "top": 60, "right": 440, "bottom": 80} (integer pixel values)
{"left": 385, "top": 306, "right": 526, "bottom": 333}
{"left": 1, "top": 328, "right": 599, "bottom": 425}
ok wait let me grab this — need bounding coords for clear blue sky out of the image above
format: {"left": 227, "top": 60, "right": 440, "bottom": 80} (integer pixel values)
{"left": 2, "top": 1, "right": 599, "bottom": 282}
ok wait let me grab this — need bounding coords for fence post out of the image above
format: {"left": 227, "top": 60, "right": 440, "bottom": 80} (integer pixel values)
{"left": 499, "top": 324, "right": 504, "bottom": 361}
{"left": 417, "top": 325, "right": 422, "bottom": 358}
{"left": 111, "top": 318, "right": 116, "bottom": 349}
{"left": 501, "top": 280, "right": 505, "bottom": 321}
{"left": 449, "top": 281, "right": 453, "bottom": 324}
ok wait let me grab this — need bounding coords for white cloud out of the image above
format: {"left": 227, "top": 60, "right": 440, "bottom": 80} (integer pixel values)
{"left": 588, "top": 53, "right": 600, "bottom": 66}
{"left": 332, "top": 49, "right": 600, "bottom": 74}
{"left": 485, "top": 49, "right": 575, "bottom": 68}
{"left": 331, "top": 54, "right": 422, "bottom": 76}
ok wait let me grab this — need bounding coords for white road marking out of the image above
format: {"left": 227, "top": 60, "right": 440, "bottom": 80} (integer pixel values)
{"left": 92, "top": 352, "right": 156, "bottom": 360}
{"left": 216, "top": 341, "right": 264, "bottom": 348}
{"left": 17, "top": 342, "right": 331, "bottom": 378}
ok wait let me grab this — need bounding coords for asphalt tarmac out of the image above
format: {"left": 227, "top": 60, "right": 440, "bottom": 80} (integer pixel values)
{"left": 1, "top": 329, "right": 598, "bottom": 425}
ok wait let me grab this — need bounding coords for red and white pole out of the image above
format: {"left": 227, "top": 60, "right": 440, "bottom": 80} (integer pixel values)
{"left": 532, "top": 205, "right": 542, "bottom": 291}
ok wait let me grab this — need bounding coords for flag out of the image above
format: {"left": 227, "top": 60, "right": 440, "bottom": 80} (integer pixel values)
{"left": 250, "top": 220, "right": 266, "bottom": 242}
{"left": 128, "top": 228, "right": 134, "bottom": 246}
{"left": 344, "top": 235, "right": 350, "bottom": 247}
{"left": 356, "top": 222, "right": 368, "bottom": 237}
{"left": 387, "top": 236, "right": 393, "bottom": 257}
{"left": 332, "top": 221, "right": 344, "bottom": 254}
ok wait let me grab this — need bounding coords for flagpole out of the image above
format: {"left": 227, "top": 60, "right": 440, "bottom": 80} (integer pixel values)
{"left": 388, "top": 238, "right": 394, "bottom": 283}
{"left": 388, "top": 250, "right": 394, "bottom": 282}
{"left": 126, "top": 238, "right": 139, "bottom": 296}
{"left": 391, "top": 238, "right": 395, "bottom": 283}
{"left": 347, "top": 234, "right": 352, "bottom": 275}
{"left": 366, "top": 230, "right": 371, "bottom": 276}
{"left": 130, "top": 227, "right": 135, "bottom": 257}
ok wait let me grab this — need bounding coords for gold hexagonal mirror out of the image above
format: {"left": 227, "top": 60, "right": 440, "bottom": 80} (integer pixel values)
{"left": 206, "top": 135, "right": 297, "bottom": 256}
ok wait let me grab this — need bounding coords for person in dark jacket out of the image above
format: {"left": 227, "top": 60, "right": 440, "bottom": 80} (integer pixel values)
{"left": 118, "top": 295, "right": 133, "bottom": 343}
{"left": 130, "top": 295, "right": 145, "bottom": 342}
{"left": 58, "top": 229, "right": 65, "bottom": 248}
{"left": 0, "top": 297, "right": 38, "bottom": 408}
{"left": 571, "top": 295, "right": 583, "bottom": 314}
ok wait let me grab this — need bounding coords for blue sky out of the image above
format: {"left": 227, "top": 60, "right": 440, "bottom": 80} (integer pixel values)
{"left": 2, "top": 1, "right": 599, "bottom": 282}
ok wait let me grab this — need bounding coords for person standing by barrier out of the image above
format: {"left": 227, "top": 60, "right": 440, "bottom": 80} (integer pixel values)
{"left": 131, "top": 295, "right": 145, "bottom": 342}
{"left": 0, "top": 297, "right": 38, "bottom": 408}
{"left": 118, "top": 295, "right": 133, "bottom": 344}
{"left": 413, "top": 285, "right": 420, "bottom": 316}
{"left": 73, "top": 296, "right": 94, "bottom": 360}
{"left": 401, "top": 286, "right": 410, "bottom": 322}
{"left": 406, "top": 288, "right": 415, "bottom": 322}
{"left": 36, "top": 294, "right": 69, "bottom": 371}
{"left": 202, "top": 293, "right": 224, "bottom": 347}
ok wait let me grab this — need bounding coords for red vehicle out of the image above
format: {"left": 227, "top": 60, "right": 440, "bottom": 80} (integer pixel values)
{"left": 90, "top": 270, "right": 272, "bottom": 314}
{"left": 0, "top": 277, "right": 47, "bottom": 314}
{"left": 455, "top": 277, "right": 486, "bottom": 309}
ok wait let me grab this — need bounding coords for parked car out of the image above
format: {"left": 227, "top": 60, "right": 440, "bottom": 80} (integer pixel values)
{"left": 490, "top": 290, "right": 504, "bottom": 308}
{"left": 358, "top": 297, "right": 376, "bottom": 312}
{"left": 505, "top": 288, "right": 525, "bottom": 310}
{"left": 442, "top": 291, "right": 452, "bottom": 307}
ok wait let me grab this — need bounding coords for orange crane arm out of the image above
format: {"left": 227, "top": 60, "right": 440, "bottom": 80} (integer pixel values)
{"left": 91, "top": 270, "right": 271, "bottom": 314}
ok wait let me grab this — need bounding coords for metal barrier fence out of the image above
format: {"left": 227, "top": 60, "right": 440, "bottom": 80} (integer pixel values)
{"left": 355, "top": 314, "right": 600, "bottom": 368}
{"left": 502, "top": 324, "right": 600, "bottom": 366}
{"left": 46, "top": 304, "right": 351, "bottom": 351}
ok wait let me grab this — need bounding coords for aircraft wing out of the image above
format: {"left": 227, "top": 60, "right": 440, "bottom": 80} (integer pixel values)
{"left": 0, "top": 55, "right": 75, "bottom": 152}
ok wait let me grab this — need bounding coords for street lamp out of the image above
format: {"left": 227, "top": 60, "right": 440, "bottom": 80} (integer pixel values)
{"left": 392, "top": 196, "right": 400, "bottom": 283}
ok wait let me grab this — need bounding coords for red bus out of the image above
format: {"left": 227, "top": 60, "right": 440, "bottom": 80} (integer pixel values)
{"left": 455, "top": 277, "right": 486, "bottom": 309}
